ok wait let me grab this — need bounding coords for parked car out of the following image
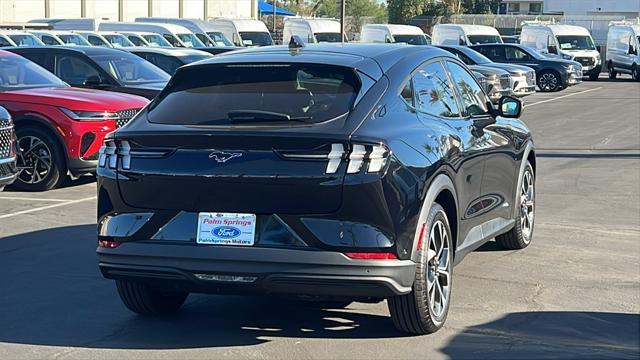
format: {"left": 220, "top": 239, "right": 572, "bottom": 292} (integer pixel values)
{"left": 0, "top": 106, "right": 18, "bottom": 191}
{"left": 432, "top": 24, "right": 503, "bottom": 45}
{"left": 135, "top": 17, "right": 233, "bottom": 47}
{"left": 1, "top": 31, "right": 44, "bottom": 46}
{"left": 7, "top": 46, "right": 170, "bottom": 100}
{"left": 119, "top": 31, "right": 173, "bottom": 47}
{"left": 471, "top": 43, "right": 582, "bottom": 92}
{"left": 606, "top": 21, "right": 640, "bottom": 81}
{"left": 360, "top": 24, "right": 430, "bottom": 45}
{"left": 283, "top": 18, "right": 344, "bottom": 44}
{"left": 98, "top": 22, "right": 204, "bottom": 48}
{"left": 210, "top": 18, "right": 273, "bottom": 47}
{"left": 0, "top": 33, "right": 17, "bottom": 47}
{"left": 29, "top": 30, "right": 92, "bottom": 46}
{"left": 190, "top": 46, "right": 242, "bottom": 55}
{"left": 96, "top": 43, "right": 536, "bottom": 335}
{"left": 520, "top": 23, "right": 601, "bottom": 80}
{"left": 0, "top": 50, "right": 149, "bottom": 190}
{"left": 75, "top": 31, "right": 113, "bottom": 47}
{"left": 128, "top": 47, "right": 212, "bottom": 75}
{"left": 100, "top": 32, "right": 136, "bottom": 48}
{"left": 437, "top": 45, "right": 536, "bottom": 97}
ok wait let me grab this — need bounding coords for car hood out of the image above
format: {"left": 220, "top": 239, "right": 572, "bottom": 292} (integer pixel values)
{"left": 543, "top": 58, "right": 581, "bottom": 67}
{"left": 2, "top": 87, "right": 149, "bottom": 111}
{"left": 122, "top": 81, "right": 167, "bottom": 92}
{"left": 469, "top": 64, "right": 510, "bottom": 78}
{"left": 480, "top": 63, "right": 535, "bottom": 75}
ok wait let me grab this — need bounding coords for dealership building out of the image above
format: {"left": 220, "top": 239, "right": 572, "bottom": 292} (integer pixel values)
{"left": 499, "top": 0, "right": 640, "bottom": 16}
{"left": 0, "top": 0, "right": 259, "bottom": 22}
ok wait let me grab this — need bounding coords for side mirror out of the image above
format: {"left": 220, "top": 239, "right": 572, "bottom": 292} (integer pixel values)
{"left": 498, "top": 96, "right": 522, "bottom": 118}
{"left": 629, "top": 44, "right": 637, "bottom": 55}
{"left": 83, "top": 75, "right": 102, "bottom": 87}
{"left": 547, "top": 45, "right": 558, "bottom": 54}
{"left": 597, "top": 45, "right": 602, "bottom": 53}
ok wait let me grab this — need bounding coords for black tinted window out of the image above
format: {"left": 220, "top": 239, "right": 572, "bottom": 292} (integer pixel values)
{"left": 505, "top": 47, "right": 532, "bottom": 61}
{"left": 476, "top": 46, "right": 505, "bottom": 62}
{"left": 446, "top": 61, "right": 489, "bottom": 117}
{"left": 412, "top": 62, "right": 459, "bottom": 118}
{"left": 146, "top": 54, "right": 182, "bottom": 75}
{"left": 41, "top": 35, "right": 59, "bottom": 45}
{"left": 128, "top": 35, "right": 145, "bottom": 46}
{"left": 55, "top": 55, "right": 100, "bottom": 85}
{"left": 148, "top": 63, "right": 360, "bottom": 126}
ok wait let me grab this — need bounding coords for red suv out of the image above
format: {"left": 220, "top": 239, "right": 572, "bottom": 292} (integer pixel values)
{"left": 0, "top": 50, "right": 149, "bottom": 191}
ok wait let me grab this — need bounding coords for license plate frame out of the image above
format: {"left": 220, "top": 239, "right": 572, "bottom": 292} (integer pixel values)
{"left": 196, "top": 212, "right": 257, "bottom": 246}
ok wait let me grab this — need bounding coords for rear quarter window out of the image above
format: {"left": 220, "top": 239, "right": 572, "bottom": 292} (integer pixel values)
{"left": 147, "top": 63, "right": 362, "bottom": 126}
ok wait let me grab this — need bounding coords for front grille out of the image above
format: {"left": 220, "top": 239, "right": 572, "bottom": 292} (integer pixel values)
{"left": 575, "top": 57, "right": 595, "bottom": 67}
{"left": 0, "top": 118, "right": 15, "bottom": 160}
{"left": 116, "top": 108, "right": 142, "bottom": 128}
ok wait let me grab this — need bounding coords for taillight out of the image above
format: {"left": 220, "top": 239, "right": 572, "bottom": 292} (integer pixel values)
{"left": 344, "top": 252, "right": 398, "bottom": 260}
{"left": 98, "top": 140, "right": 131, "bottom": 170}
{"left": 98, "top": 240, "right": 120, "bottom": 248}
{"left": 329, "top": 143, "right": 390, "bottom": 175}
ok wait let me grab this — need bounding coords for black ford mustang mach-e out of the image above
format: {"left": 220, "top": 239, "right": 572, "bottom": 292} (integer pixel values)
{"left": 96, "top": 43, "right": 536, "bottom": 334}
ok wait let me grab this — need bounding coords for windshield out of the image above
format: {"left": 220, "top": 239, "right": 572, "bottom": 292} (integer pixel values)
{"left": 57, "top": 34, "right": 91, "bottom": 46}
{"left": 239, "top": 32, "right": 273, "bottom": 46}
{"left": 0, "top": 55, "right": 66, "bottom": 90}
{"left": 8, "top": 34, "right": 43, "bottom": 46}
{"left": 148, "top": 63, "right": 360, "bottom": 126}
{"left": 314, "top": 32, "right": 343, "bottom": 43}
{"left": 176, "top": 33, "right": 205, "bottom": 47}
{"left": 521, "top": 46, "right": 546, "bottom": 60}
{"left": 103, "top": 34, "right": 134, "bottom": 47}
{"left": 468, "top": 35, "right": 502, "bottom": 45}
{"left": 459, "top": 47, "right": 492, "bottom": 64}
{"left": 393, "top": 34, "right": 429, "bottom": 45}
{"left": 206, "top": 32, "right": 233, "bottom": 47}
{"left": 556, "top": 35, "right": 596, "bottom": 51}
{"left": 91, "top": 52, "right": 170, "bottom": 85}
{"left": 142, "top": 34, "right": 173, "bottom": 47}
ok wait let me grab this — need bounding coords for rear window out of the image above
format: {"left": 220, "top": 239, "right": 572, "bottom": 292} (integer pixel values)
{"left": 147, "top": 63, "right": 361, "bottom": 126}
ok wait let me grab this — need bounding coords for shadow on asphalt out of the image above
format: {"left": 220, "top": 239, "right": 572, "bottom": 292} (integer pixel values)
{"left": 3, "top": 174, "right": 96, "bottom": 192}
{"left": 440, "top": 311, "right": 640, "bottom": 359}
{"left": 1, "top": 225, "right": 638, "bottom": 358}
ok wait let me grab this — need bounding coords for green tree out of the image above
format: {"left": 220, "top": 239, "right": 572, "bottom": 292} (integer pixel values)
{"left": 388, "top": 0, "right": 424, "bottom": 24}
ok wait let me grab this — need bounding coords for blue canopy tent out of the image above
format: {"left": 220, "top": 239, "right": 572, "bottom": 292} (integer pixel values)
{"left": 258, "top": 1, "right": 296, "bottom": 16}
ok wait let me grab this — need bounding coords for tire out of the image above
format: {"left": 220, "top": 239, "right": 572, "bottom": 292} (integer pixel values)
{"left": 588, "top": 72, "right": 599, "bottom": 81}
{"left": 388, "top": 203, "right": 453, "bottom": 335}
{"left": 12, "top": 126, "right": 66, "bottom": 191}
{"left": 116, "top": 280, "right": 188, "bottom": 315}
{"left": 608, "top": 62, "right": 617, "bottom": 79}
{"left": 632, "top": 65, "right": 640, "bottom": 81}
{"left": 537, "top": 70, "right": 562, "bottom": 92}
{"left": 496, "top": 161, "right": 535, "bottom": 250}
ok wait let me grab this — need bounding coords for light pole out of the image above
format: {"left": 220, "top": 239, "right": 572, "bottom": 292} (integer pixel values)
{"left": 340, "top": 0, "right": 346, "bottom": 42}
{"left": 273, "top": 0, "right": 277, "bottom": 33}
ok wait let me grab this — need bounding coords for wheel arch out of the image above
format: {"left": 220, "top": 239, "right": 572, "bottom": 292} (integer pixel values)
{"left": 410, "top": 173, "right": 459, "bottom": 262}
{"left": 513, "top": 141, "right": 535, "bottom": 218}
{"left": 13, "top": 115, "right": 69, "bottom": 169}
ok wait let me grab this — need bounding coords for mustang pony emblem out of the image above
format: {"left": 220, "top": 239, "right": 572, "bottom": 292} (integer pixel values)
{"left": 209, "top": 151, "right": 243, "bottom": 163}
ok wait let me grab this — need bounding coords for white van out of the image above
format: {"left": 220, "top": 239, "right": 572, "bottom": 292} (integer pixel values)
{"left": 432, "top": 24, "right": 502, "bottom": 45}
{"left": 98, "top": 22, "right": 204, "bottom": 48}
{"left": 0, "top": 31, "right": 44, "bottom": 46}
{"left": 28, "top": 18, "right": 101, "bottom": 31}
{"left": 209, "top": 19, "right": 273, "bottom": 47}
{"left": 520, "top": 23, "right": 601, "bottom": 80}
{"left": 283, "top": 18, "right": 344, "bottom": 44}
{"left": 28, "top": 30, "right": 91, "bottom": 46}
{"left": 119, "top": 31, "right": 173, "bottom": 47}
{"left": 135, "top": 17, "right": 233, "bottom": 47}
{"left": 605, "top": 21, "right": 640, "bottom": 81}
{"left": 360, "top": 24, "right": 429, "bottom": 45}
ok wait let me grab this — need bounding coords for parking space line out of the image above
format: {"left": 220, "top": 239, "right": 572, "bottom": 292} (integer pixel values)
{"left": 0, "top": 196, "right": 75, "bottom": 202}
{"left": 0, "top": 196, "right": 96, "bottom": 220}
{"left": 525, "top": 87, "right": 603, "bottom": 108}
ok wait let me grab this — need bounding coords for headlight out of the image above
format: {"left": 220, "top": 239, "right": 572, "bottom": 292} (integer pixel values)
{"left": 561, "top": 53, "right": 573, "bottom": 60}
{"left": 596, "top": 54, "right": 601, "bottom": 64}
{"left": 60, "top": 108, "right": 120, "bottom": 121}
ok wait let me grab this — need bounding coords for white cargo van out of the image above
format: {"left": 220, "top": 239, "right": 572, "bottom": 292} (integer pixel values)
{"left": 520, "top": 23, "right": 601, "bottom": 80}
{"left": 431, "top": 24, "right": 502, "bottom": 45}
{"left": 28, "top": 30, "right": 91, "bottom": 46}
{"left": 98, "top": 22, "right": 204, "bottom": 48}
{"left": 209, "top": 19, "right": 273, "bottom": 47}
{"left": 28, "top": 18, "right": 101, "bottom": 31}
{"left": 360, "top": 24, "right": 429, "bottom": 45}
{"left": 606, "top": 21, "right": 640, "bottom": 81}
{"left": 283, "top": 18, "right": 344, "bottom": 44}
{"left": 119, "top": 31, "right": 172, "bottom": 47}
{"left": 135, "top": 17, "right": 233, "bottom": 47}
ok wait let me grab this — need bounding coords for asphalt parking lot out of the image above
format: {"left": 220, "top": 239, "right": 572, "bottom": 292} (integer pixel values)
{"left": 0, "top": 76, "right": 639, "bottom": 359}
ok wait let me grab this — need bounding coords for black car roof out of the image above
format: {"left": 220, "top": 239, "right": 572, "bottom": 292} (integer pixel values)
{"left": 188, "top": 43, "right": 455, "bottom": 79}
{"left": 7, "top": 45, "right": 129, "bottom": 56}
{"left": 125, "top": 47, "right": 211, "bottom": 57}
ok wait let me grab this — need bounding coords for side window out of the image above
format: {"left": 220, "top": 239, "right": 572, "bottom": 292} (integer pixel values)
{"left": 163, "top": 34, "right": 181, "bottom": 47}
{"left": 41, "top": 35, "right": 58, "bottom": 45}
{"left": 412, "top": 61, "right": 460, "bottom": 118}
{"left": 446, "top": 61, "right": 490, "bottom": 117}
{"left": 506, "top": 47, "right": 532, "bottom": 61}
{"left": 477, "top": 46, "right": 505, "bottom": 62}
{"left": 0, "top": 37, "right": 12, "bottom": 47}
{"left": 452, "top": 49, "right": 473, "bottom": 65}
{"left": 147, "top": 54, "right": 181, "bottom": 75}
{"left": 400, "top": 80, "right": 413, "bottom": 106}
{"left": 88, "top": 36, "right": 104, "bottom": 46}
{"left": 128, "top": 36, "right": 144, "bottom": 46}
{"left": 54, "top": 55, "right": 100, "bottom": 86}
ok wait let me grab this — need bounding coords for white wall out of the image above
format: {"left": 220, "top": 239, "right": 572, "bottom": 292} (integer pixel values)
{"left": 0, "top": 0, "right": 257, "bottom": 22}
{"left": 545, "top": 0, "right": 640, "bottom": 16}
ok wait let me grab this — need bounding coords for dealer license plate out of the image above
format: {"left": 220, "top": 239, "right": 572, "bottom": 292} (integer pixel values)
{"left": 196, "top": 212, "right": 256, "bottom": 246}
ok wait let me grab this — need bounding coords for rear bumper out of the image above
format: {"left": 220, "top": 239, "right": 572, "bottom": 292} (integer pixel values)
{"left": 67, "top": 157, "right": 97, "bottom": 177}
{"left": 97, "top": 242, "right": 416, "bottom": 298}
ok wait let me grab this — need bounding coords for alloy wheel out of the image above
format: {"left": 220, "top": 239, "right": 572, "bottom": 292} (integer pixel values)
{"left": 520, "top": 169, "right": 535, "bottom": 242}
{"left": 633, "top": 67, "right": 639, "bottom": 81}
{"left": 426, "top": 219, "right": 451, "bottom": 319}
{"left": 539, "top": 73, "right": 558, "bottom": 91}
{"left": 17, "top": 135, "right": 53, "bottom": 185}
